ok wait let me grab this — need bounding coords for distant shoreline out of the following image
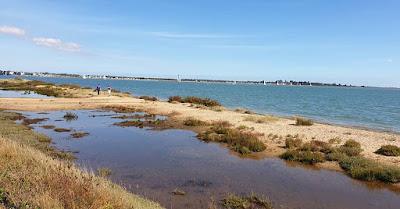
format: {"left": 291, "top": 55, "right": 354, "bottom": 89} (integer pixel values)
{"left": 1, "top": 70, "right": 362, "bottom": 87}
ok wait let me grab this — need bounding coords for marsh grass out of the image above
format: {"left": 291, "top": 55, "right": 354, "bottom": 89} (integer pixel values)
{"left": 63, "top": 112, "right": 78, "bottom": 121}
{"left": 139, "top": 96, "right": 158, "bottom": 101}
{"left": 71, "top": 132, "right": 89, "bottom": 139}
{"left": 280, "top": 150, "right": 326, "bottom": 165}
{"left": 22, "top": 118, "right": 48, "bottom": 126}
{"left": 54, "top": 128, "right": 71, "bottom": 132}
{"left": 284, "top": 134, "right": 303, "bottom": 149}
{"left": 337, "top": 139, "right": 363, "bottom": 156}
{"left": 244, "top": 115, "right": 278, "bottom": 124}
{"left": 0, "top": 138, "right": 162, "bottom": 209}
{"left": 221, "top": 193, "right": 273, "bottom": 209}
{"left": 0, "top": 111, "right": 73, "bottom": 160}
{"left": 97, "top": 167, "right": 112, "bottom": 178}
{"left": 375, "top": 145, "right": 400, "bottom": 157}
{"left": 168, "top": 96, "right": 221, "bottom": 107}
{"left": 183, "top": 118, "right": 208, "bottom": 126}
{"left": 0, "top": 79, "right": 73, "bottom": 97}
{"left": 41, "top": 125, "right": 55, "bottom": 129}
{"left": 295, "top": 117, "right": 314, "bottom": 126}
{"left": 197, "top": 122, "right": 266, "bottom": 154}
{"left": 102, "top": 105, "right": 142, "bottom": 113}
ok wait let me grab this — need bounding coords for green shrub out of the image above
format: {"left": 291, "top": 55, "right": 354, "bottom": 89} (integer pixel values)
{"left": 375, "top": 145, "right": 400, "bottom": 157}
{"left": 300, "top": 140, "right": 333, "bottom": 154}
{"left": 221, "top": 193, "right": 273, "bottom": 209}
{"left": 339, "top": 156, "right": 400, "bottom": 183}
{"left": 295, "top": 117, "right": 313, "bottom": 126}
{"left": 198, "top": 124, "right": 265, "bottom": 154}
{"left": 280, "top": 150, "right": 325, "bottom": 165}
{"left": 337, "top": 139, "right": 362, "bottom": 156}
{"left": 63, "top": 112, "right": 78, "bottom": 121}
{"left": 168, "top": 95, "right": 221, "bottom": 107}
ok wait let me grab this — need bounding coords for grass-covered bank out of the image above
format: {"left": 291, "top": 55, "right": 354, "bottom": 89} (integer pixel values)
{"left": 0, "top": 111, "right": 162, "bottom": 209}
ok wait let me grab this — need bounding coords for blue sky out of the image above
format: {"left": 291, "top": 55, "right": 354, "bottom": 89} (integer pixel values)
{"left": 0, "top": 0, "right": 399, "bottom": 87}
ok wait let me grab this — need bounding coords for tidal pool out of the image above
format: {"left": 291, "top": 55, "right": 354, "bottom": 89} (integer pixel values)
{"left": 0, "top": 90, "right": 53, "bottom": 98}
{"left": 21, "top": 110, "right": 400, "bottom": 209}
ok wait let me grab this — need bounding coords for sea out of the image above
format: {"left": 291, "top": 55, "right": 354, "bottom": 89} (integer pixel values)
{"left": 3, "top": 76, "right": 400, "bottom": 133}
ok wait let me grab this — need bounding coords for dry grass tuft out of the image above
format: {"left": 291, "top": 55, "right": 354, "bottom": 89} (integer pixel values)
{"left": 54, "top": 128, "right": 71, "bottom": 133}
{"left": 71, "top": 132, "right": 89, "bottom": 139}
{"left": 63, "top": 112, "right": 78, "bottom": 121}
{"left": 295, "top": 117, "right": 313, "bottom": 126}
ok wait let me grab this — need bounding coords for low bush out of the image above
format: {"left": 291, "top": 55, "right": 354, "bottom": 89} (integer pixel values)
{"left": 71, "top": 132, "right": 89, "bottom": 139}
{"left": 375, "top": 145, "right": 400, "bottom": 157}
{"left": 54, "top": 128, "right": 71, "bottom": 132}
{"left": 280, "top": 150, "right": 326, "bottom": 165}
{"left": 183, "top": 118, "right": 208, "bottom": 126}
{"left": 198, "top": 124, "right": 265, "bottom": 154}
{"left": 285, "top": 135, "right": 303, "bottom": 149}
{"left": 339, "top": 156, "right": 400, "bottom": 183}
{"left": 295, "top": 117, "right": 313, "bottom": 126}
{"left": 168, "top": 95, "right": 221, "bottom": 107}
{"left": 63, "top": 112, "right": 78, "bottom": 121}
{"left": 337, "top": 139, "right": 362, "bottom": 157}
{"left": 300, "top": 140, "right": 333, "bottom": 154}
{"left": 221, "top": 193, "right": 273, "bottom": 209}
{"left": 244, "top": 115, "right": 278, "bottom": 124}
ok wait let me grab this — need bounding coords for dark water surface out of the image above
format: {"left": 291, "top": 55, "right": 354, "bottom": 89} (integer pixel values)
{"left": 10, "top": 76, "right": 400, "bottom": 133}
{"left": 20, "top": 110, "right": 400, "bottom": 209}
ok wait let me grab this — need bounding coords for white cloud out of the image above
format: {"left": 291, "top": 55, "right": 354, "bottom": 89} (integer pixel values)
{"left": 0, "top": 25, "right": 25, "bottom": 36}
{"left": 32, "top": 37, "right": 81, "bottom": 52}
{"left": 149, "top": 31, "right": 233, "bottom": 39}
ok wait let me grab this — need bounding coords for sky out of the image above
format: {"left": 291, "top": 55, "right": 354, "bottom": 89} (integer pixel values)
{"left": 0, "top": 0, "right": 399, "bottom": 87}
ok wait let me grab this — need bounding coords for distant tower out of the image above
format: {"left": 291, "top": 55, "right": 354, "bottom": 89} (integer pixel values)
{"left": 177, "top": 74, "right": 181, "bottom": 82}
{"left": 263, "top": 80, "right": 266, "bottom": 85}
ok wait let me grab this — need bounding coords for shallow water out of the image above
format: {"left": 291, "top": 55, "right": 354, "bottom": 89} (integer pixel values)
{"left": 21, "top": 110, "right": 400, "bottom": 209}
{"left": 0, "top": 90, "right": 52, "bottom": 98}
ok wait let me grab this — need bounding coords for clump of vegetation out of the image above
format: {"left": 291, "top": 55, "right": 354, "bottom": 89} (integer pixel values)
{"left": 339, "top": 156, "right": 400, "bottom": 183}
{"left": 198, "top": 123, "right": 265, "bottom": 154}
{"left": 300, "top": 140, "right": 333, "bottom": 154}
{"left": 280, "top": 150, "right": 326, "bottom": 165}
{"left": 295, "top": 117, "right": 314, "bottom": 126}
{"left": 63, "top": 112, "right": 78, "bottom": 121}
{"left": 221, "top": 193, "right": 273, "bottom": 209}
{"left": 328, "top": 137, "right": 342, "bottom": 144}
{"left": 168, "top": 95, "right": 221, "bottom": 107}
{"left": 71, "top": 132, "right": 89, "bottom": 139}
{"left": 22, "top": 118, "right": 48, "bottom": 126}
{"left": 0, "top": 79, "right": 74, "bottom": 97}
{"left": 284, "top": 134, "right": 303, "bottom": 149}
{"left": 41, "top": 125, "right": 56, "bottom": 129}
{"left": 244, "top": 115, "right": 278, "bottom": 124}
{"left": 337, "top": 139, "right": 363, "bottom": 157}
{"left": 234, "top": 108, "right": 254, "bottom": 114}
{"left": 183, "top": 118, "right": 208, "bottom": 126}
{"left": 97, "top": 167, "right": 112, "bottom": 178}
{"left": 375, "top": 145, "right": 400, "bottom": 157}
{"left": 139, "top": 95, "right": 158, "bottom": 101}
{"left": 102, "top": 105, "right": 142, "bottom": 113}
{"left": 54, "top": 128, "right": 71, "bottom": 132}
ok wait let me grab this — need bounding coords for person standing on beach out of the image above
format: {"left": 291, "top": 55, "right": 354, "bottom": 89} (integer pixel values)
{"left": 107, "top": 86, "right": 112, "bottom": 96}
{"left": 96, "top": 84, "right": 100, "bottom": 95}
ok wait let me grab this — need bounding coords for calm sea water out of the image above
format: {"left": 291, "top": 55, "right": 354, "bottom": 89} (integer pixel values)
{"left": 6, "top": 76, "right": 400, "bottom": 132}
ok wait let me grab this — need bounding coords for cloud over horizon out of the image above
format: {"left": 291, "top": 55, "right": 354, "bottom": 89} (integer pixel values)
{"left": 32, "top": 37, "right": 81, "bottom": 52}
{"left": 149, "top": 31, "right": 234, "bottom": 39}
{"left": 0, "top": 25, "right": 26, "bottom": 36}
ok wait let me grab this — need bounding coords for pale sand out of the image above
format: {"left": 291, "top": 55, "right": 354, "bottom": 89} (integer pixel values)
{"left": 1, "top": 94, "right": 399, "bottom": 167}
